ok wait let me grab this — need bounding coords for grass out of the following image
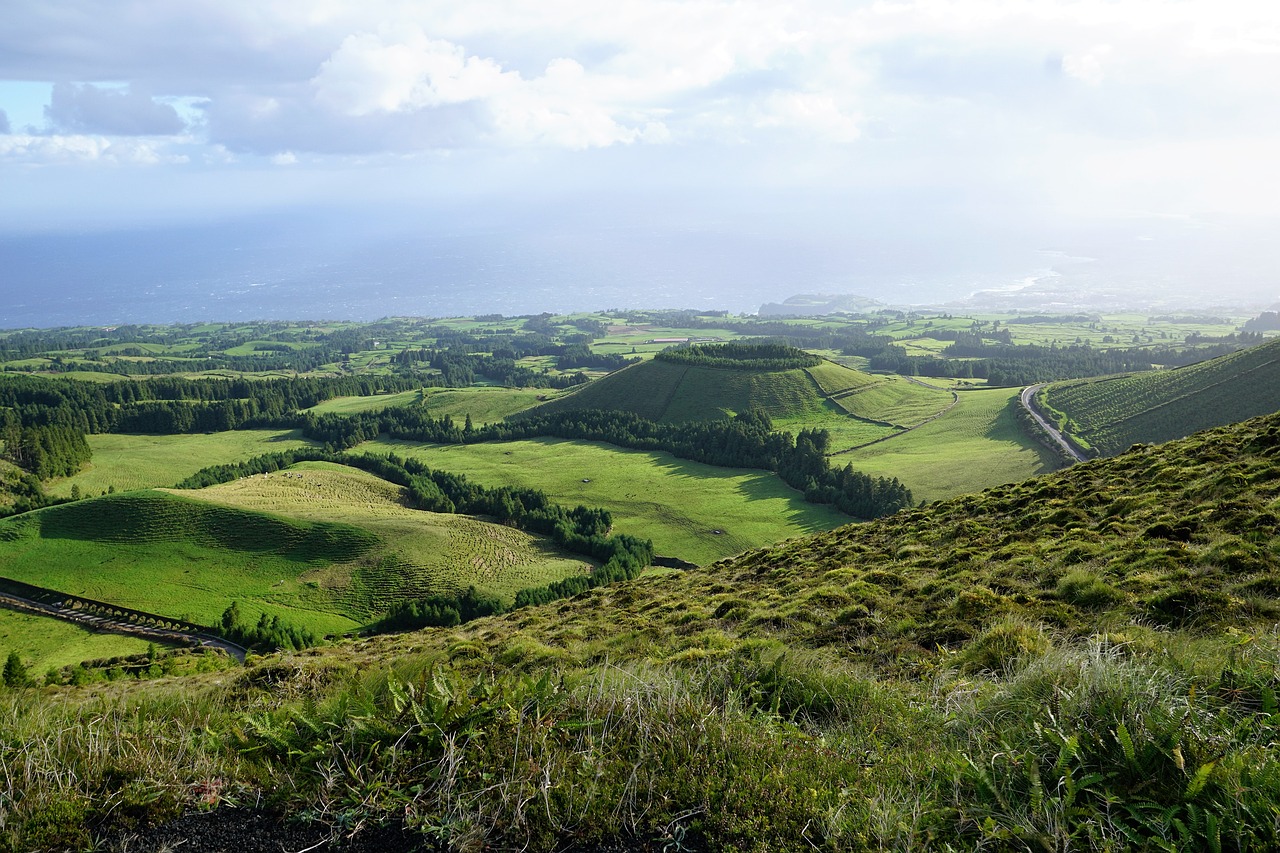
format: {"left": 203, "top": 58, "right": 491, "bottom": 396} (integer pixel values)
{"left": 825, "top": 374, "right": 954, "bottom": 427}
{"left": 773, "top": 408, "right": 899, "bottom": 454}
{"left": 360, "top": 437, "right": 848, "bottom": 564}
{"left": 533, "top": 356, "right": 951, "bottom": 436}
{"left": 0, "top": 492, "right": 370, "bottom": 635}
{"left": 48, "top": 429, "right": 316, "bottom": 498}
{"left": 5, "top": 464, "right": 597, "bottom": 656}
{"left": 4, "top": 410, "right": 1280, "bottom": 851}
{"left": 168, "top": 462, "right": 591, "bottom": 604}
{"left": 309, "top": 387, "right": 559, "bottom": 423}
{"left": 0, "top": 609, "right": 159, "bottom": 672}
{"left": 836, "top": 387, "right": 1062, "bottom": 502}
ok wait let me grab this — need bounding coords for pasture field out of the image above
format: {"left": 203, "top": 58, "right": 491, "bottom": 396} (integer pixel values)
{"left": 803, "top": 360, "right": 881, "bottom": 396}
{"left": 825, "top": 375, "right": 954, "bottom": 427}
{"left": 836, "top": 387, "right": 1061, "bottom": 502}
{"left": 360, "top": 437, "right": 849, "bottom": 564}
{"left": 48, "top": 429, "right": 315, "bottom": 497}
{"left": 168, "top": 462, "right": 591, "bottom": 604}
{"left": 310, "top": 386, "right": 557, "bottom": 423}
{"left": 0, "top": 608, "right": 158, "bottom": 672}
{"left": 878, "top": 312, "right": 1247, "bottom": 350}
{"left": 773, "top": 409, "right": 899, "bottom": 454}
{"left": 0, "top": 492, "right": 366, "bottom": 634}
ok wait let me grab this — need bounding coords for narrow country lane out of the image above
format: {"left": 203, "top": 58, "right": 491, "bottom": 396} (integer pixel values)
{"left": 1020, "top": 384, "right": 1089, "bottom": 464}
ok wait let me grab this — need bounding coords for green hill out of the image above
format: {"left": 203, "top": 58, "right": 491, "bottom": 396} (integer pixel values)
{"left": 1038, "top": 336, "right": 1280, "bottom": 455}
{"left": 0, "top": 476, "right": 591, "bottom": 633}
{"left": 533, "top": 353, "right": 951, "bottom": 427}
{"left": 10, "top": 411, "right": 1280, "bottom": 851}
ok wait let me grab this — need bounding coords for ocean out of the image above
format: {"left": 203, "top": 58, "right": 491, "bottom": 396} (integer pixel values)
{"left": 1, "top": 206, "right": 1272, "bottom": 328}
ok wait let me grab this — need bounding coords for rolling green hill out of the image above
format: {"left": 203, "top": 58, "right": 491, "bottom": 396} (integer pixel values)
{"left": 1038, "top": 336, "right": 1280, "bottom": 455}
{"left": 9, "top": 405, "right": 1280, "bottom": 852}
{"left": 0, "top": 476, "right": 591, "bottom": 633}
{"left": 531, "top": 354, "right": 951, "bottom": 427}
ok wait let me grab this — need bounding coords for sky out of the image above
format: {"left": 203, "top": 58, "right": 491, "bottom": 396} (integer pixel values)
{"left": 2, "top": 0, "right": 1280, "bottom": 319}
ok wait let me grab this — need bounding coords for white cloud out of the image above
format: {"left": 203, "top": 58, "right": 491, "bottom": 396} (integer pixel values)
{"left": 312, "top": 29, "right": 517, "bottom": 115}
{"left": 0, "top": 133, "right": 186, "bottom": 165}
{"left": 1062, "top": 45, "right": 1111, "bottom": 86}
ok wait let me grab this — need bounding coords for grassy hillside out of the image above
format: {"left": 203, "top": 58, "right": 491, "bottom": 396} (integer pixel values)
{"left": 0, "top": 480, "right": 591, "bottom": 635}
{"left": 8, "top": 409, "right": 1280, "bottom": 851}
{"left": 532, "top": 355, "right": 952, "bottom": 430}
{"left": 168, "top": 462, "right": 590, "bottom": 603}
{"left": 1040, "top": 336, "right": 1280, "bottom": 456}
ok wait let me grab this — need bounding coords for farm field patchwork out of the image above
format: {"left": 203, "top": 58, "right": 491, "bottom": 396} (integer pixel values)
{"left": 360, "top": 436, "right": 849, "bottom": 565}
{"left": 836, "top": 387, "right": 1061, "bottom": 502}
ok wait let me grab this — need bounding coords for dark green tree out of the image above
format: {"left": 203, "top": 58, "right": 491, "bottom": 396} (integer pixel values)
{"left": 3, "top": 651, "right": 31, "bottom": 688}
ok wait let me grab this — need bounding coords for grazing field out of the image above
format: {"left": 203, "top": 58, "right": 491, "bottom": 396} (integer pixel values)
{"left": 361, "top": 437, "right": 849, "bottom": 564}
{"left": 836, "top": 387, "right": 1062, "bottom": 502}
{"left": 309, "top": 386, "right": 557, "bottom": 423}
{"left": 1039, "top": 336, "right": 1280, "bottom": 456}
{"left": 826, "top": 374, "right": 954, "bottom": 427}
{"left": 773, "top": 409, "right": 899, "bottom": 454}
{"left": 49, "top": 429, "right": 315, "bottom": 498}
{"left": 803, "top": 360, "right": 881, "bottom": 396}
{"left": 168, "top": 462, "right": 591, "bottom": 604}
{"left": 0, "top": 608, "right": 159, "bottom": 672}
{"left": 0, "top": 492, "right": 367, "bottom": 634}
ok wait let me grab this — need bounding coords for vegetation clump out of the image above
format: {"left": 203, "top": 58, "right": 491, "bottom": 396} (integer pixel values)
{"left": 654, "top": 341, "right": 822, "bottom": 369}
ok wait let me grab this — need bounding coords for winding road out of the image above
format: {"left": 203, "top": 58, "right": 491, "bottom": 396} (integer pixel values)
{"left": 1020, "top": 384, "right": 1089, "bottom": 464}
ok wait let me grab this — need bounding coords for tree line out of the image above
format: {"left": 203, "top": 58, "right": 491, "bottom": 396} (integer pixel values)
{"left": 655, "top": 342, "right": 822, "bottom": 370}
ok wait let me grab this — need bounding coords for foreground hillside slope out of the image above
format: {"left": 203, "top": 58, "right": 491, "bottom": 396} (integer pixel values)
{"left": 5, "top": 413, "right": 1280, "bottom": 851}
{"left": 1038, "top": 335, "right": 1280, "bottom": 456}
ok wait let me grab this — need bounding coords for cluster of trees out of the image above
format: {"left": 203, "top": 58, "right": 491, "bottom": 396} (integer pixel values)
{"left": 1242, "top": 314, "right": 1280, "bottom": 332}
{"left": 0, "top": 372, "right": 416, "bottom": 437}
{"left": 373, "top": 586, "right": 506, "bottom": 631}
{"left": 219, "top": 602, "right": 317, "bottom": 653}
{"left": 0, "top": 422, "right": 91, "bottom": 479}
{"left": 655, "top": 342, "right": 822, "bottom": 370}
{"left": 393, "top": 332, "right": 631, "bottom": 386}
{"left": 513, "top": 547, "right": 648, "bottom": 608}
{"left": 864, "top": 341, "right": 1157, "bottom": 385}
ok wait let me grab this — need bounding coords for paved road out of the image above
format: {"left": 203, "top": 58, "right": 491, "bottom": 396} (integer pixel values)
{"left": 1020, "top": 384, "right": 1089, "bottom": 464}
